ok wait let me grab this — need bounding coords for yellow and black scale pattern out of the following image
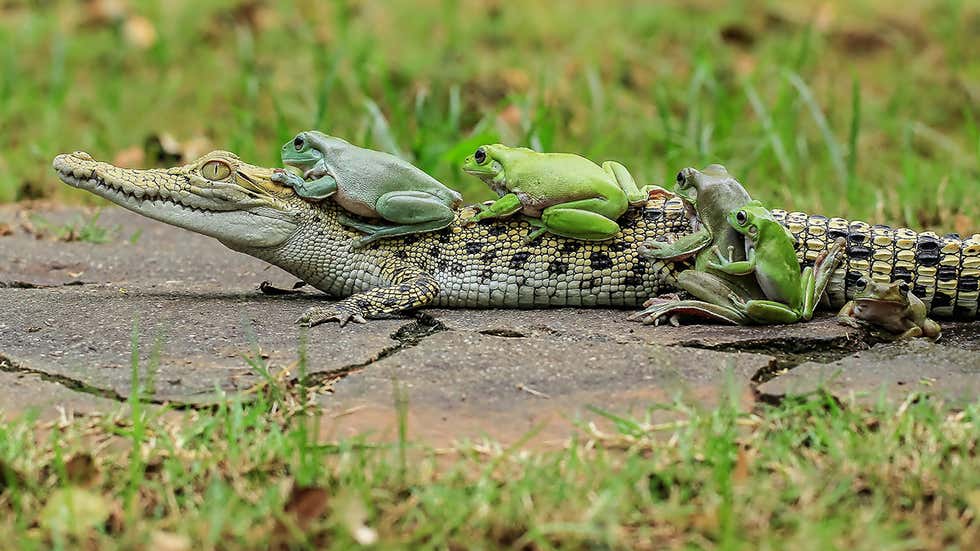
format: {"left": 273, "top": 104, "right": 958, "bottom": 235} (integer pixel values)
{"left": 246, "top": 196, "right": 979, "bottom": 319}
{"left": 774, "top": 210, "right": 980, "bottom": 319}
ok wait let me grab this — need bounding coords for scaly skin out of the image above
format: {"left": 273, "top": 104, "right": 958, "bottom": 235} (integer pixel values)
{"left": 52, "top": 151, "right": 980, "bottom": 325}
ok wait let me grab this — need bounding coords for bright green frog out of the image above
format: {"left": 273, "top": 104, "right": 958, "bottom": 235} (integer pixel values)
{"left": 273, "top": 131, "right": 462, "bottom": 248}
{"left": 837, "top": 279, "right": 941, "bottom": 340}
{"left": 709, "top": 200, "right": 844, "bottom": 324}
{"left": 460, "top": 144, "right": 663, "bottom": 241}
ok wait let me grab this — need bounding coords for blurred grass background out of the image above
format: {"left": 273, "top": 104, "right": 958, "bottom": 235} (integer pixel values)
{"left": 0, "top": 0, "right": 976, "bottom": 233}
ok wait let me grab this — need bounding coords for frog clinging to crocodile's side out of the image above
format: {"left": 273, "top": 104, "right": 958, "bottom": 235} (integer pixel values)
{"left": 837, "top": 278, "right": 942, "bottom": 340}
{"left": 629, "top": 164, "right": 766, "bottom": 324}
{"left": 630, "top": 166, "right": 844, "bottom": 325}
{"left": 273, "top": 131, "right": 463, "bottom": 248}
{"left": 708, "top": 200, "right": 844, "bottom": 324}
{"left": 460, "top": 144, "right": 666, "bottom": 242}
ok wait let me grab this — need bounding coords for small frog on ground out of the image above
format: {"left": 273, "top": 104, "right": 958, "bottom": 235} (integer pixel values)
{"left": 460, "top": 144, "right": 665, "bottom": 241}
{"left": 708, "top": 200, "right": 844, "bottom": 323}
{"left": 837, "top": 278, "right": 941, "bottom": 340}
{"left": 273, "top": 131, "right": 462, "bottom": 248}
{"left": 629, "top": 165, "right": 766, "bottom": 325}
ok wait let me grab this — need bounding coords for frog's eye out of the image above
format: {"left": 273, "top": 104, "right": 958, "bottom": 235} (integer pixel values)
{"left": 474, "top": 147, "right": 488, "bottom": 164}
{"left": 201, "top": 160, "right": 232, "bottom": 181}
{"left": 735, "top": 210, "right": 748, "bottom": 225}
{"left": 293, "top": 136, "right": 305, "bottom": 151}
{"left": 855, "top": 278, "right": 868, "bottom": 291}
{"left": 899, "top": 282, "right": 910, "bottom": 295}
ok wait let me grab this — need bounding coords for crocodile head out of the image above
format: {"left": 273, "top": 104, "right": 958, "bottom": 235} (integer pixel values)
{"left": 53, "top": 150, "right": 307, "bottom": 249}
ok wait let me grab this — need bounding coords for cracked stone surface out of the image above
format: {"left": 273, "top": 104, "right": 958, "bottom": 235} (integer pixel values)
{"left": 757, "top": 340, "right": 980, "bottom": 406}
{"left": 2, "top": 206, "right": 978, "bottom": 441}
{"left": 0, "top": 369, "right": 120, "bottom": 420}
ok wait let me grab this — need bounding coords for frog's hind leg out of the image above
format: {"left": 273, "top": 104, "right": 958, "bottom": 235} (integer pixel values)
{"left": 628, "top": 270, "right": 752, "bottom": 325}
{"left": 351, "top": 191, "right": 456, "bottom": 248}
{"left": 539, "top": 198, "right": 624, "bottom": 241}
{"left": 602, "top": 161, "right": 670, "bottom": 205}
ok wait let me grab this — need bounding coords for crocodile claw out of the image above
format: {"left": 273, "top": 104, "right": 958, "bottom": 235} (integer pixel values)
{"left": 296, "top": 306, "right": 368, "bottom": 327}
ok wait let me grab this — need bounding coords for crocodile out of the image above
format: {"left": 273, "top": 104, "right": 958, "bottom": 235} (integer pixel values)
{"left": 52, "top": 150, "right": 980, "bottom": 325}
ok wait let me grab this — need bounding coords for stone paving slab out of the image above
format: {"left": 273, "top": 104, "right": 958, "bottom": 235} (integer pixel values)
{"left": 757, "top": 340, "right": 980, "bottom": 406}
{"left": 0, "top": 369, "right": 120, "bottom": 421}
{"left": 0, "top": 287, "right": 407, "bottom": 403}
{"left": 2, "top": 205, "right": 979, "bottom": 442}
{"left": 321, "top": 330, "right": 770, "bottom": 442}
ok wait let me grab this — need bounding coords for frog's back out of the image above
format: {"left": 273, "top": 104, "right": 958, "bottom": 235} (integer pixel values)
{"left": 494, "top": 148, "right": 623, "bottom": 205}
{"left": 311, "top": 132, "right": 461, "bottom": 204}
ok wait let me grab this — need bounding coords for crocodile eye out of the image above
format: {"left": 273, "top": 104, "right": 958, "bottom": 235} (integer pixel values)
{"left": 201, "top": 160, "right": 232, "bottom": 181}
{"left": 899, "top": 282, "right": 910, "bottom": 295}
{"left": 474, "top": 147, "right": 487, "bottom": 164}
{"left": 735, "top": 210, "right": 747, "bottom": 225}
{"left": 855, "top": 278, "right": 868, "bottom": 291}
{"left": 293, "top": 136, "right": 305, "bottom": 151}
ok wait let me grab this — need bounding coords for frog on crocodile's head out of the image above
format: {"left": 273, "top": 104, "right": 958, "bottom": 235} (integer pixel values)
{"left": 837, "top": 278, "right": 942, "bottom": 340}
{"left": 272, "top": 130, "right": 463, "bottom": 248}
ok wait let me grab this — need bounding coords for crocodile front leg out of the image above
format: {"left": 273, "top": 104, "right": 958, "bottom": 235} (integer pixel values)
{"left": 296, "top": 259, "right": 440, "bottom": 327}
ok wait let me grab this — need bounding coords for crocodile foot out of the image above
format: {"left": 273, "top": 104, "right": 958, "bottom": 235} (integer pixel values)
{"left": 296, "top": 303, "right": 368, "bottom": 327}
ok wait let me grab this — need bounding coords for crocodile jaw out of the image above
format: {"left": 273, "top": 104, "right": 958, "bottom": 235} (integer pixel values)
{"left": 53, "top": 152, "right": 299, "bottom": 249}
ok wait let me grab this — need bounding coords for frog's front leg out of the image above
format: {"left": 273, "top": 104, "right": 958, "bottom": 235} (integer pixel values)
{"left": 463, "top": 192, "right": 523, "bottom": 224}
{"left": 350, "top": 191, "right": 457, "bottom": 248}
{"left": 601, "top": 161, "right": 671, "bottom": 206}
{"left": 272, "top": 169, "right": 338, "bottom": 200}
{"left": 708, "top": 245, "right": 756, "bottom": 276}
{"left": 638, "top": 228, "right": 712, "bottom": 262}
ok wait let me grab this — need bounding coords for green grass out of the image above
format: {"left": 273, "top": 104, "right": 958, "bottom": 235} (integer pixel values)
{"left": 0, "top": 0, "right": 977, "bottom": 232}
{"left": 0, "top": 330, "right": 977, "bottom": 549}
{"left": 1, "top": 381, "right": 978, "bottom": 548}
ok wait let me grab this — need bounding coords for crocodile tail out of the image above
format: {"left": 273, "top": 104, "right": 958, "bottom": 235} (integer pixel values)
{"left": 772, "top": 209, "right": 979, "bottom": 319}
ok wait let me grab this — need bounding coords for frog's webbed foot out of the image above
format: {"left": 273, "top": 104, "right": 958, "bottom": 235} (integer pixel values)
{"left": 627, "top": 298, "right": 745, "bottom": 326}
{"left": 271, "top": 168, "right": 305, "bottom": 188}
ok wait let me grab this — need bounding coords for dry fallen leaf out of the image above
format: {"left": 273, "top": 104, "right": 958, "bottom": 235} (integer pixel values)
{"left": 498, "top": 104, "right": 523, "bottom": 127}
{"left": 82, "top": 0, "right": 128, "bottom": 26}
{"left": 123, "top": 15, "right": 157, "bottom": 49}
{"left": 954, "top": 215, "right": 975, "bottom": 238}
{"left": 65, "top": 453, "right": 99, "bottom": 487}
{"left": 283, "top": 485, "right": 330, "bottom": 530}
{"left": 0, "top": 223, "right": 12, "bottom": 237}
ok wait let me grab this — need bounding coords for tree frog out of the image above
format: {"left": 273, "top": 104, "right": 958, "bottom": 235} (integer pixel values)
{"left": 708, "top": 200, "right": 844, "bottom": 324}
{"left": 460, "top": 144, "right": 664, "bottom": 241}
{"left": 273, "top": 131, "right": 462, "bottom": 248}
{"left": 629, "top": 165, "right": 766, "bottom": 325}
{"left": 837, "top": 279, "right": 941, "bottom": 340}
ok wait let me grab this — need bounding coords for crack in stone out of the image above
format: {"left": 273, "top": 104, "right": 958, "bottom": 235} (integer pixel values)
{"left": 0, "top": 352, "right": 127, "bottom": 403}
{"left": 301, "top": 312, "right": 448, "bottom": 387}
{"left": 0, "top": 280, "right": 88, "bottom": 289}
